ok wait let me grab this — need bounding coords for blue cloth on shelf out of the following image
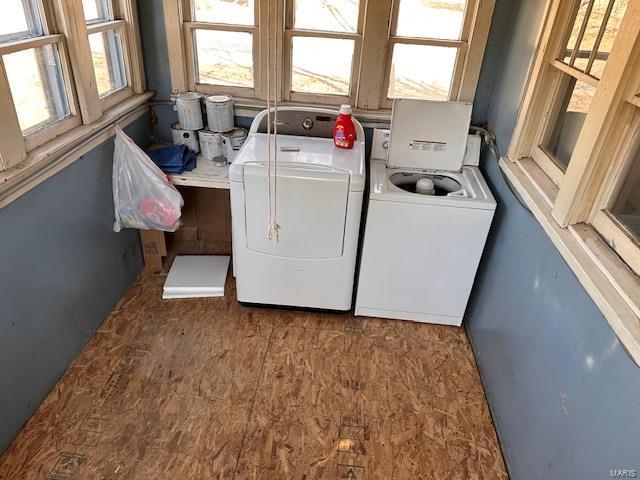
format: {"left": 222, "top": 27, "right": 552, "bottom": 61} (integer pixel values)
{"left": 146, "top": 145, "right": 197, "bottom": 174}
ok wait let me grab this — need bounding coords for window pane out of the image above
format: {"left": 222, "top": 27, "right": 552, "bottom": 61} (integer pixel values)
{"left": 0, "top": 0, "right": 43, "bottom": 41}
{"left": 193, "top": 0, "right": 254, "bottom": 25}
{"left": 573, "top": 0, "right": 615, "bottom": 72}
{"left": 562, "top": 0, "right": 590, "bottom": 64}
{"left": 590, "top": 0, "right": 628, "bottom": 79}
{"left": 609, "top": 147, "right": 640, "bottom": 240}
{"left": 543, "top": 77, "right": 596, "bottom": 170}
{"left": 563, "top": 0, "right": 627, "bottom": 75}
{"left": 195, "top": 29, "right": 253, "bottom": 88}
{"left": 83, "top": 0, "right": 111, "bottom": 23}
{"left": 89, "top": 30, "right": 128, "bottom": 98}
{"left": 293, "top": 0, "right": 359, "bottom": 33}
{"left": 396, "top": 0, "right": 466, "bottom": 40}
{"left": 388, "top": 44, "right": 456, "bottom": 100}
{"left": 291, "top": 36, "right": 353, "bottom": 95}
{"left": 3, "top": 44, "right": 71, "bottom": 133}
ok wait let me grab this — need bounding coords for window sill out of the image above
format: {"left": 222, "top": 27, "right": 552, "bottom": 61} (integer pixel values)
{"left": 500, "top": 157, "right": 640, "bottom": 366}
{"left": 205, "top": 97, "right": 392, "bottom": 128}
{"left": 0, "top": 91, "right": 154, "bottom": 210}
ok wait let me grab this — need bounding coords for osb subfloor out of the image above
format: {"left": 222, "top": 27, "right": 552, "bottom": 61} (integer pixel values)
{"left": 0, "top": 259, "right": 507, "bottom": 479}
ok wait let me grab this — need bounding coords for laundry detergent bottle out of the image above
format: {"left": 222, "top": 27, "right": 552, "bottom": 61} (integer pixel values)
{"left": 334, "top": 104, "right": 355, "bottom": 149}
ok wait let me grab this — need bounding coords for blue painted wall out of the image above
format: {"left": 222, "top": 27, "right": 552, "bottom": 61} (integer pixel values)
{"left": 0, "top": 118, "right": 148, "bottom": 453}
{"left": 139, "top": 0, "right": 175, "bottom": 143}
{"left": 468, "top": 0, "right": 640, "bottom": 478}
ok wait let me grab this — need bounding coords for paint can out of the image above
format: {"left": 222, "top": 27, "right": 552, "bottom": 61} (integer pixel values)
{"left": 205, "top": 94, "right": 234, "bottom": 132}
{"left": 175, "top": 92, "right": 203, "bottom": 130}
{"left": 222, "top": 127, "right": 248, "bottom": 162}
{"left": 171, "top": 122, "right": 200, "bottom": 153}
{"left": 199, "top": 129, "right": 226, "bottom": 166}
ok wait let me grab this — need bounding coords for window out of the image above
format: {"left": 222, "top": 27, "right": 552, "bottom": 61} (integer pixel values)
{"left": 512, "top": 0, "right": 629, "bottom": 188}
{"left": 83, "top": 0, "right": 129, "bottom": 104}
{"left": 164, "top": 0, "right": 495, "bottom": 109}
{"left": 284, "top": 0, "right": 364, "bottom": 103}
{"left": 0, "top": 0, "right": 145, "bottom": 172}
{"left": 384, "top": 0, "right": 468, "bottom": 105}
{"left": 0, "top": 0, "right": 79, "bottom": 156}
{"left": 184, "top": 0, "right": 259, "bottom": 97}
{"left": 590, "top": 100, "right": 640, "bottom": 276}
{"left": 507, "top": 0, "right": 640, "bottom": 362}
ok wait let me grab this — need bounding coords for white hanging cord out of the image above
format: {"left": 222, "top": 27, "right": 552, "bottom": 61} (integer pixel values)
{"left": 267, "top": 0, "right": 281, "bottom": 242}
{"left": 266, "top": 0, "right": 273, "bottom": 238}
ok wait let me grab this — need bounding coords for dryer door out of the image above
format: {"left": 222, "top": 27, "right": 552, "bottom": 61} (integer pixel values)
{"left": 243, "top": 164, "right": 349, "bottom": 258}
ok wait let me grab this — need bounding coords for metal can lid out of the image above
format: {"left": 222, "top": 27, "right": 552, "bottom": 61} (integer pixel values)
{"left": 223, "top": 127, "right": 248, "bottom": 138}
{"left": 206, "top": 94, "right": 233, "bottom": 104}
{"left": 199, "top": 129, "right": 221, "bottom": 138}
{"left": 177, "top": 92, "right": 202, "bottom": 102}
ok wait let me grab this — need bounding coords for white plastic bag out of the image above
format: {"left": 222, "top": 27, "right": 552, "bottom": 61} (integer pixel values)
{"left": 112, "top": 127, "right": 184, "bottom": 232}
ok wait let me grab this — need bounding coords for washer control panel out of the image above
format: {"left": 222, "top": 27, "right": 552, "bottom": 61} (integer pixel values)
{"left": 371, "top": 129, "right": 391, "bottom": 160}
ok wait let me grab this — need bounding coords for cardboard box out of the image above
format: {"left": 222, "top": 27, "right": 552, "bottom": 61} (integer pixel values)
{"left": 193, "top": 188, "right": 231, "bottom": 242}
{"left": 138, "top": 186, "right": 233, "bottom": 271}
{"left": 139, "top": 229, "right": 167, "bottom": 272}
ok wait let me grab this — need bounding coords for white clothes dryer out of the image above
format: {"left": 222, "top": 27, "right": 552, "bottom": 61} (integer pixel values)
{"left": 230, "top": 107, "right": 366, "bottom": 310}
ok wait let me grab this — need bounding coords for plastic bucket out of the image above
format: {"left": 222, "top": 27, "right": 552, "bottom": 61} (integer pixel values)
{"left": 222, "top": 127, "right": 248, "bottom": 162}
{"left": 175, "top": 92, "right": 203, "bottom": 130}
{"left": 171, "top": 122, "right": 200, "bottom": 153}
{"left": 199, "top": 129, "right": 225, "bottom": 165}
{"left": 205, "top": 95, "right": 234, "bottom": 133}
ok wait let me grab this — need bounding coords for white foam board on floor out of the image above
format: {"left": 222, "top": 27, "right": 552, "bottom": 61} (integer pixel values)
{"left": 163, "top": 255, "right": 230, "bottom": 299}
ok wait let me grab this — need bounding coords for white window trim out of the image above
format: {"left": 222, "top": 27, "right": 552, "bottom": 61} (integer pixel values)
{"left": 504, "top": 0, "right": 640, "bottom": 365}
{"left": 162, "top": 0, "right": 496, "bottom": 109}
{"left": 0, "top": 0, "right": 149, "bottom": 207}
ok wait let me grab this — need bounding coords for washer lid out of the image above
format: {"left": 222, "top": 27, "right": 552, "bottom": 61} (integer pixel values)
{"left": 388, "top": 99, "right": 472, "bottom": 172}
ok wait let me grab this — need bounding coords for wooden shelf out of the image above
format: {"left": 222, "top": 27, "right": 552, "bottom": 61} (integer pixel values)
{"left": 169, "top": 154, "right": 230, "bottom": 189}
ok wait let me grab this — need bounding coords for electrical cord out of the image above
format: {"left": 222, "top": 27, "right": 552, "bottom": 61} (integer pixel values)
{"left": 470, "top": 125, "right": 534, "bottom": 217}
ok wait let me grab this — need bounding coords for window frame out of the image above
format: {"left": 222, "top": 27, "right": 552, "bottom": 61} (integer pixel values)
{"left": 517, "top": 0, "right": 628, "bottom": 189}
{"left": 86, "top": 15, "right": 133, "bottom": 109}
{"left": 506, "top": 0, "right": 640, "bottom": 363}
{"left": 589, "top": 98, "right": 640, "bottom": 275}
{"left": 164, "top": 0, "right": 496, "bottom": 110}
{"left": 0, "top": 0, "right": 146, "bottom": 171}
{"left": 377, "top": 0, "right": 479, "bottom": 108}
{"left": 182, "top": 0, "right": 261, "bottom": 99}
{"left": 0, "top": 2, "right": 82, "bottom": 160}
{"left": 282, "top": 0, "right": 366, "bottom": 106}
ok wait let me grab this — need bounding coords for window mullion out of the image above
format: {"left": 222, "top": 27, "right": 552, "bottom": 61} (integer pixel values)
{"left": 569, "top": 0, "right": 595, "bottom": 65}
{"left": 0, "top": 34, "right": 64, "bottom": 56}
{"left": 0, "top": 60, "right": 28, "bottom": 170}
{"left": 87, "top": 19, "right": 126, "bottom": 35}
{"left": 53, "top": 0, "right": 102, "bottom": 124}
{"left": 585, "top": 0, "right": 616, "bottom": 73}
{"left": 356, "top": 0, "right": 393, "bottom": 110}
{"left": 120, "top": 0, "right": 147, "bottom": 94}
{"left": 457, "top": 0, "right": 496, "bottom": 102}
{"left": 163, "top": 0, "right": 188, "bottom": 93}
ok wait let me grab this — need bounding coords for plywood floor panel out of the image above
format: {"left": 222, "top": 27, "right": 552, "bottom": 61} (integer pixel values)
{"left": 234, "top": 326, "right": 505, "bottom": 480}
{"left": 0, "top": 270, "right": 507, "bottom": 480}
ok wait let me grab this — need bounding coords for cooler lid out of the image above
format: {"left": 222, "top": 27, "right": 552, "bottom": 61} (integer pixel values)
{"left": 387, "top": 99, "right": 472, "bottom": 172}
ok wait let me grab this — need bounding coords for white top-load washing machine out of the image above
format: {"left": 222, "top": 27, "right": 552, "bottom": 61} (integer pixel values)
{"left": 355, "top": 100, "right": 496, "bottom": 326}
{"left": 230, "top": 107, "right": 366, "bottom": 310}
